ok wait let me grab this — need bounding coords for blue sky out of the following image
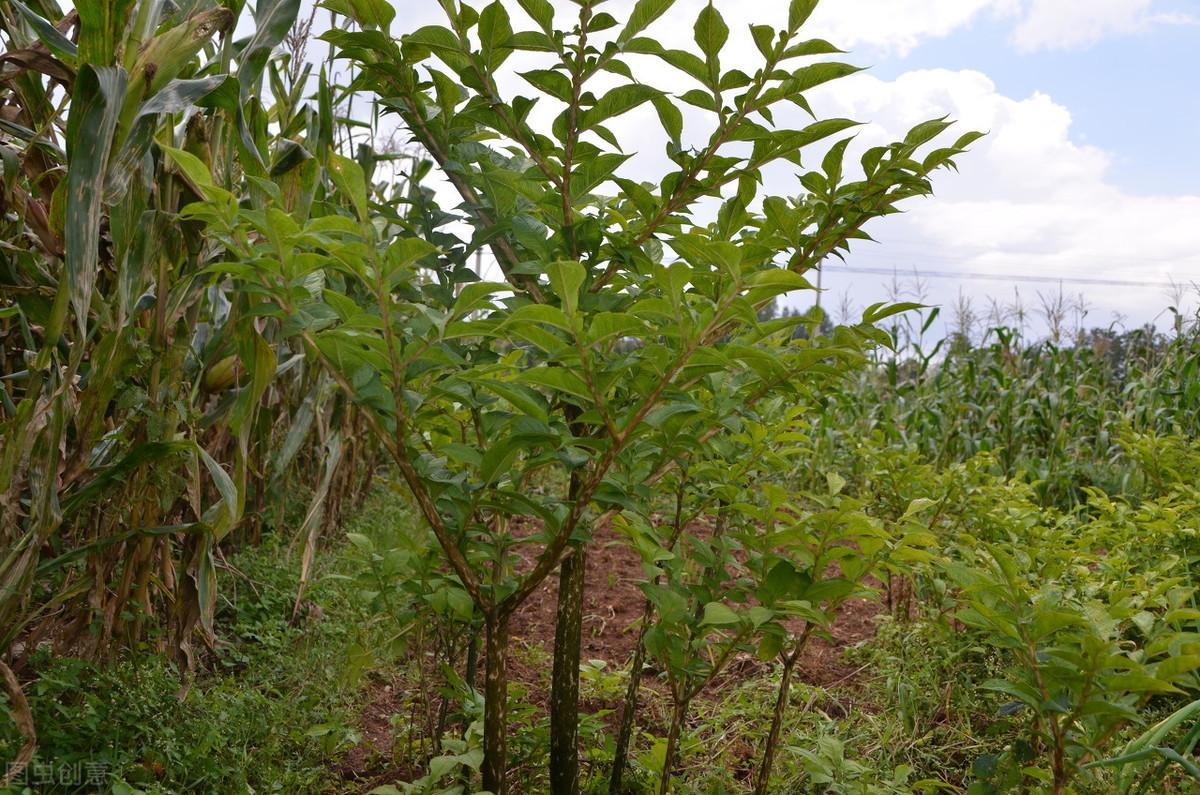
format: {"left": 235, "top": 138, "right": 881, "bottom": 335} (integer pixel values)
{"left": 874, "top": 5, "right": 1200, "bottom": 198}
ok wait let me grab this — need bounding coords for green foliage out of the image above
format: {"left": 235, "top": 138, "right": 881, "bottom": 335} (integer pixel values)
{"left": 0, "top": 510, "right": 395, "bottom": 794}
{"left": 12, "top": 3, "right": 1199, "bottom": 795}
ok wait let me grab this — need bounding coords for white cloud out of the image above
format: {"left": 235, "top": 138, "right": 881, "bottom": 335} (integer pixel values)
{"left": 379, "top": 0, "right": 1193, "bottom": 60}
{"left": 803, "top": 69, "right": 1200, "bottom": 329}
{"left": 1011, "top": 0, "right": 1152, "bottom": 51}
{"left": 806, "top": 0, "right": 1016, "bottom": 56}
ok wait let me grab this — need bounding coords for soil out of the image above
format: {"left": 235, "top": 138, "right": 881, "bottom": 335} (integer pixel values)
{"left": 333, "top": 522, "right": 884, "bottom": 792}
{"left": 509, "top": 524, "right": 649, "bottom": 669}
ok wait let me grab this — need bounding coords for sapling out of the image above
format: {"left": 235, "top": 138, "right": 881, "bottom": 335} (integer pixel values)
{"left": 202, "top": 0, "right": 983, "bottom": 789}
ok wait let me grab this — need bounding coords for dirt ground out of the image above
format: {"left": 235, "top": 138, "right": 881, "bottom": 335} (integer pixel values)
{"left": 333, "top": 524, "right": 883, "bottom": 792}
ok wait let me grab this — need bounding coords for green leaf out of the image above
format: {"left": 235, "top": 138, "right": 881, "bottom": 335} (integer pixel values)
{"left": 479, "top": 380, "right": 550, "bottom": 422}
{"left": 13, "top": 0, "right": 77, "bottom": 62}
{"left": 788, "top": 0, "right": 819, "bottom": 31}
{"left": 901, "top": 497, "right": 938, "bottom": 519}
{"left": 328, "top": 154, "right": 369, "bottom": 222}
{"left": 324, "top": 0, "right": 394, "bottom": 29}
{"left": 197, "top": 447, "right": 239, "bottom": 530}
{"left": 644, "top": 401, "right": 701, "bottom": 428}
{"left": 826, "top": 472, "right": 846, "bottom": 496}
{"left": 619, "top": 0, "right": 676, "bottom": 43}
{"left": 521, "top": 69, "right": 572, "bottom": 101}
{"left": 519, "top": 367, "right": 592, "bottom": 402}
{"left": 237, "top": 0, "right": 301, "bottom": 165}
{"left": 516, "top": 0, "right": 554, "bottom": 31}
{"left": 1107, "top": 673, "right": 1181, "bottom": 693}
{"left": 757, "top": 632, "right": 784, "bottom": 661}
{"left": 65, "top": 65, "right": 127, "bottom": 337}
{"left": 582, "top": 84, "right": 661, "bottom": 129}
{"left": 653, "top": 48, "right": 709, "bottom": 83}
{"left": 547, "top": 260, "right": 586, "bottom": 315}
{"left": 452, "top": 282, "right": 508, "bottom": 319}
{"left": 789, "top": 62, "right": 863, "bottom": 93}
{"left": 108, "top": 76, "right": 229, "bottom": 202}
{"left": 76, "top": 0, "right": 134, "bottom": 63}
{"left": 1155, "top": 654, "right": 1200, "bottom": 680}
{"left": 242, "top": 0, "right": 301, "bottom": 99}
{"left": 479, "top": 1, "right": 514, "bottom": 68}
{"left": 507, "top": 303, "right": 573, "bottom": 331}
{"left": 701, "top": 601, "right": 740, "bottom": 626}
{"left": 651, "top": 94, "right": 683, "bottom": 143}
{"left": 404, "top": 25, "right": 462, "bottom": 53}
{"left": 905, "top": 116, "right": 953, "bottom": 147}
{"left": 863, "top": 301, "right": 924, "bottom": 324}
{"left": 750, "top": 25, "right": 775, "bottom": 60}
{"left": 693, "top": 4, "right": 729, "bottom": 66}
{"left": 160, "top": 145, "right": 221, "bottom": 199}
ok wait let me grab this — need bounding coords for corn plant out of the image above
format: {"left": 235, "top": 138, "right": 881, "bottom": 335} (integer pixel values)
{"left": 0, "top": 0, "right": 375, "bottom": 675}
{"left": 828, "top": 313, "right": 1200, "bottom": 508}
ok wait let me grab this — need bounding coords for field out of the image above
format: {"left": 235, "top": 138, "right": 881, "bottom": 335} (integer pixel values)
{"left": 2, "top": 1, "right": 1199, "bottom": 794}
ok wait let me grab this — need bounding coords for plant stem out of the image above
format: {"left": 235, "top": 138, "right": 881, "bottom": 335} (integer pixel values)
{"left": 609, "top": 609, "right": 650, "bottom": 795}
{"left": 550, "top": 541, "right": 586, "bottom": 795}
{"left": 659, "top": 695, "right": 690, "bottom": 795}
{"left": 482, "top": 611, "right": 511, "bottom": 795}
{"left": 753, "top": 627, "right": 812, "bottom": 795}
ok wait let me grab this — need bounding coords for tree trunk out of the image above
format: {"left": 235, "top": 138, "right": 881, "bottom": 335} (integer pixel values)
{"left": 753, "top": 652, "right": 799, "bottom": 795}
{"left": 482, "top": 612, "right": 511, "bottom": 795}
{"left": 609, "top": 601, "right": 652, "bottom": 794}
{"left": 550, "top": 543, "right": 586, "bottom": 795}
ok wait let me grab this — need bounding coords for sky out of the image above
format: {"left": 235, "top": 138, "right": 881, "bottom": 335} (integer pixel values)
{"left": 327, "top": 0, "right": 1200, "bottom": 338}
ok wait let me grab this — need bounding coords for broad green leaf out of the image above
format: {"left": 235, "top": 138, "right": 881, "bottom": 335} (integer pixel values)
{"left": 322, "top": 0, "right": 394, "bottom": 29}
{"left": 619, "top": 0, "right": 676, "bottom": 43}
{"left": 479, "top": 380, "right": 550, "bottom": 422}
{"left": 452, "top": 282, "right": 508, "bottom": 319}
{"left": 328, "top": 153, "right": 370, "bottom": 223}
{"left": 693, "top": 4, "right": 728, "bottom": 67}
{"left": 160, "top": 145, "right": 222, "bottom": 199}
{"left": 651, "top": 94, "right": 683, "bottom": 143}
{"left": 701, "top": 601, "right": 740, "bottom": 626}
{"left": 547, "top": 260, "right": 586, "bottom": 315}
{"left": 788, "top": 0, "right": 819, "bottom": 31}
{"left": 521, "top": 69, "right": 572, "bottom": 102}
{"left": 582, "top": 84, "right": 661, "bottom": 129}
{"left": 479, "top": 1, "right": 514, "bottom": 68}
{"left": 516, "top": 0, "right": 554, "bottom": 31}
{"left": 1155, "top": 654, "right": 1200, "bottom": 679}
{"left": 65, "top": 65, "right": 127, "bottom": 337}
{"left": 789, "top": 62, "right": 863, "bottom": 93}
{"left": 519, "top": 367, "right": 592, "bottom": 402}
{"left": 405, "top": 24, "right": 462, "bottom": 53}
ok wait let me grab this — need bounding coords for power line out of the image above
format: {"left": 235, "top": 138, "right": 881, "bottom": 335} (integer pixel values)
{"left": 827, "top": 266, "right": 1198, "bottom": 290}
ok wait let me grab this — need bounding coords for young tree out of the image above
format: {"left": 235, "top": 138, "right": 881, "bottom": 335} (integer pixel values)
{"left": 194, "top": 0, "right": 978, "bottom": 790}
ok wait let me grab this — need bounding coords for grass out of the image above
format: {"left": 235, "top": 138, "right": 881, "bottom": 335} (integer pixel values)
{"left": 0, "top": 487, "right": 417, "bottom": 795}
